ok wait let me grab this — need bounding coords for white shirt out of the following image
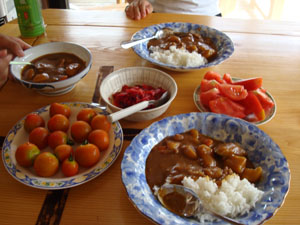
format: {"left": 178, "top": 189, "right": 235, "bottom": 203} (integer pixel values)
{"left": 148, "top": 0, "right": 220, "bottom": 16}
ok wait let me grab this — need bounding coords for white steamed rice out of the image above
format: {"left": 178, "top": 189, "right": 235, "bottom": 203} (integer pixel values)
{"left": 182, "top": 174, "right": 264, "bottom": 221}
{"left": 149, "top": 45, "right": 208, "bottom": 67}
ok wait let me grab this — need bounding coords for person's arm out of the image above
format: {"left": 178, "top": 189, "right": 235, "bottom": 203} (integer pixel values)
{"left": 0, "top": 34, "right": 31, "bottom": 88}
{"left": 125, "top": 0, "right": 153, "bottom": 20}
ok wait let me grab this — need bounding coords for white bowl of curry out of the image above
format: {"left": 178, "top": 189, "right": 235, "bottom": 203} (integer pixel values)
{"left": 10, "top": 42, "right": 92, "bottom": 96}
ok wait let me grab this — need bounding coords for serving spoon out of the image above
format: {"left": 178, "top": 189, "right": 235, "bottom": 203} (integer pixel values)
{"left": 120, "top": 30, "right": 164, "bottom": 49}
{"left": 107, "top": 91, "right": 169, "bottom": 123}
{"left": 157, "top": 184, "right": 244, "bottom": 225}
{"left": 9, "top": 61, "right": 34, "bottom": 66}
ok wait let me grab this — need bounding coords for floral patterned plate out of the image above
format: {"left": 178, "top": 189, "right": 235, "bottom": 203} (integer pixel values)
{"left": 121, "top": 112, "right": 290, "bottom": 225}
{"left": 2, "top": 102, "right": 123, "bottom": 189}
{"left": 131, "top": 22, "right": 234, "bottom": 71}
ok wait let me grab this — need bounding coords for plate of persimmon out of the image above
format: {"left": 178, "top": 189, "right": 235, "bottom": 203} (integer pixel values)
{"left": 2, "top": 102, "right": 123, "bottom": 189}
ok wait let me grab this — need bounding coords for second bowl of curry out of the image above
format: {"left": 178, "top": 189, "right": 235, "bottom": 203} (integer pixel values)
{"left": 10, "top": 42, "right": 92, "bottom": 96}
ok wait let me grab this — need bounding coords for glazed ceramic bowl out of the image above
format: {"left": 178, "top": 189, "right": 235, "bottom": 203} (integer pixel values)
{"left": 131, "top": 22, "right": 234, "bottom": 71}
{"left": 10, "top": 42, "right": 92, "bottom": 96}
{"left": 100, "top": 67, "right": 177, "bottom": 122}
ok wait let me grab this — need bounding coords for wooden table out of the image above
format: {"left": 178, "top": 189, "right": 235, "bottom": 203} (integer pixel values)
{"left": 0, "top": 9, "right": 299, "bottom": 225}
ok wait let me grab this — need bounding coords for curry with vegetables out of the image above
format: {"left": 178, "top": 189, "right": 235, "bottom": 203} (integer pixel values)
{"left": 146, "top": 129, "right": 262, "bottom": 190}
{"left": 21, "top": 52, "right": 86, "bottom": 83}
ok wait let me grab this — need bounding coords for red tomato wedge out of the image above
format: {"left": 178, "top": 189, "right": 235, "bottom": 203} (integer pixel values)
{"left": 217, "top": 83, "right": 248, "bottom": 101}
{"left": 223, "top": 73, "right": 233, "bottom": 84}
{"left": 209, "top": 97, "right": 246, "bottom": 118}
{"left": 233, "top": 77, "right": 263, "bottom": 91}
{"left": 239, "top": 92, "right": 265, "bottom": 121}
{"left": 252, "top": 88, "right": 275, "bottom": 110}
{"left": 200, "top": 88, "right": 220, "bottom": 107}
{"left": 200, "top": 79, "right": 220, "bottom": 92}
{"left": 203, "top": 71, "right": 224, "bottom": 83}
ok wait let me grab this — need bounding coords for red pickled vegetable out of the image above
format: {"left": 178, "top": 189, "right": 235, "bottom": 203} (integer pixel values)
{"left": 112, "top": 84, "right": 167, "bottom": 109}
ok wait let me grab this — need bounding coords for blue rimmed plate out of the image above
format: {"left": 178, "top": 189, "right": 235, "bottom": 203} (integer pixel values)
{"left": 131, "top": 22, "right": 234, "bottom": 71}
{"left": 2, "top": 102, "right": 123, "bottom": 190}
{"left": 121, "top": 112, "right": 290, "bottom": 225}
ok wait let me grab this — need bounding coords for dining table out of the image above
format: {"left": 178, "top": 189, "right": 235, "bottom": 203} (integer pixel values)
{"left": 0, "top": 8, "right": 299, "bottom": 225}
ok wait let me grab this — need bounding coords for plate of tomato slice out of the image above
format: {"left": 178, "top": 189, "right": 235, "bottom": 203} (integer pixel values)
{"left": 2, "top": 102, "right": 123, "bottom": 189}
{"left": 194, "top": 71, "right": 276, "bottom": 125}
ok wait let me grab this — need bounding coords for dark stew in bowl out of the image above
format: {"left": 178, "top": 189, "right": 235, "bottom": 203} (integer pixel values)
{"left": 21, "top": 52, "right": 86, "bottom": 83}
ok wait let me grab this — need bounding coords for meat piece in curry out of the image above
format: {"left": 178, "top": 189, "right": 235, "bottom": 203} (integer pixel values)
{"left": 21, "top": 52, "right": 86, "bottom": 83}
{"left": 145, "top": 129, "right": 262, "bottom": 191}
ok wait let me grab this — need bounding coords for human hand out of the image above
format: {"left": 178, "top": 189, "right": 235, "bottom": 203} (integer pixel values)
{"left": 125, "top": 0, "right": 153, "bottom": 20}
{"left": 0, "top": 34, "right": 31, "bottom": 88}
{"left": 0, "top": 34, "right": 31, "bottom": 57}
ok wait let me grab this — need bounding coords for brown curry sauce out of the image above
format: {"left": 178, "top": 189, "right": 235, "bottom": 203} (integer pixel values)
{"left": 146, "top": 129, "right": 262, "bottom": 191}
{"left": 21, "top": 52, "right": 86, "bottom": 83}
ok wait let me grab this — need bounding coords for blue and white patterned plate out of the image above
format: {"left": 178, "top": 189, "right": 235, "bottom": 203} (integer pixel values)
{"left": 2, "top": 102, "right": 123, "bottom": 190}
{"left": 131, "top": 22, "right": 234, "bottom": 71}
{"left": 121, "top": 112, "right": 290, "bottom": 225}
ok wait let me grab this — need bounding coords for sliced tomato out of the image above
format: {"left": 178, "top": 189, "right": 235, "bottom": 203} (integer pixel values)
{"left": 203, "top": 71, "right": 224, "bottom": 83}
{"left": 200, "top": 79, "right": 220, "bottom": 92}
{"left": 239, "top": 92, "right": 265, "bottom": 121}
{"left": 223, "top": 73, "right": 233, "bottom": 84}
{"left": 209, "top": 97, "right": 246, "bottom": 118}
{"left": 200, "top": 88, "right": 220, "bottom": 107}
{"left": 217, "top": 83, "right": 248, "bottom": 101}
{"left": 233, "top": 77, "right": 263, "bottom": 91}
{"left": 252, "top": 88, "right": 275, "bottom": 110}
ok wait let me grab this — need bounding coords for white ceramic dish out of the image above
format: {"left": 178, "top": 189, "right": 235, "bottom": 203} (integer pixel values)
{"left": 193, "top": 78, "right": 277, "bottom": 126}
{"left": 10, "top": 42, "right": 92, "bottom": 96}
{"left": 121, "top": 112, "right": 290, "bottom": 225}
{"left": 2, "top": 102, "right": 123, "bottom": 190}
{"left": 131, "top": 22, "right": 234, "bottom": 72}
{"left": 100, "top": 67, "right": 177, "bottom": 122}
